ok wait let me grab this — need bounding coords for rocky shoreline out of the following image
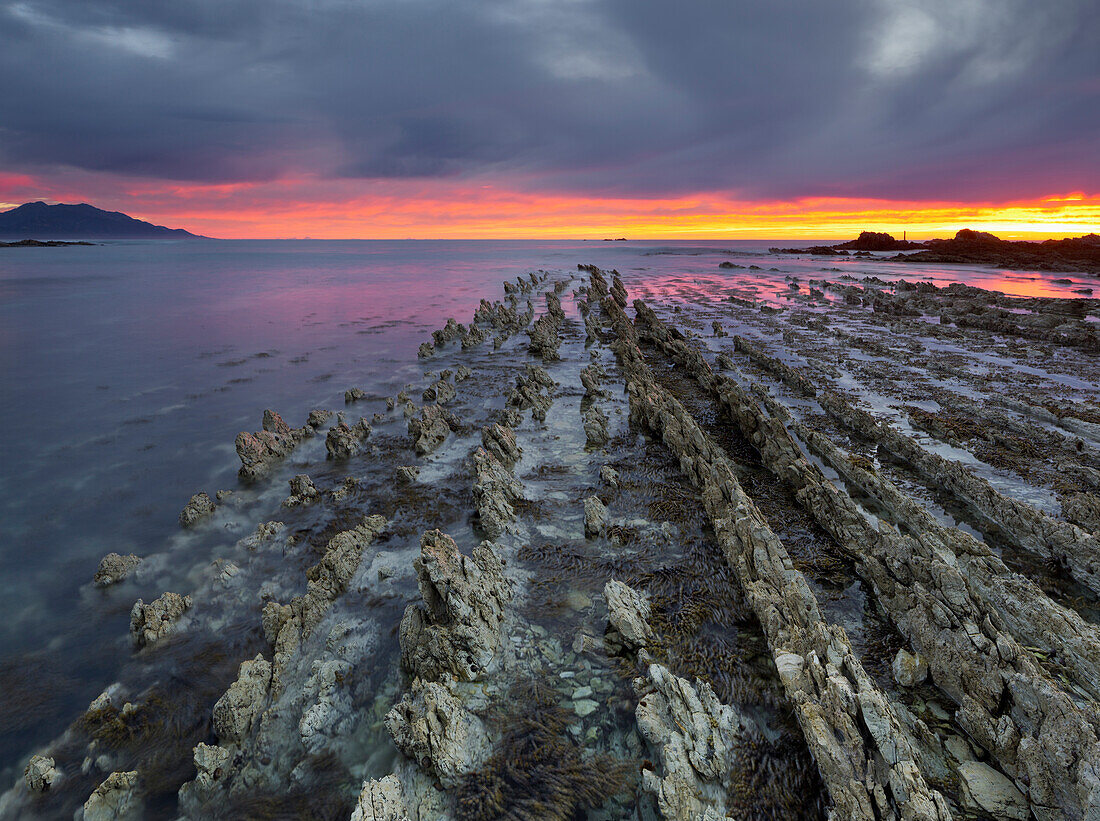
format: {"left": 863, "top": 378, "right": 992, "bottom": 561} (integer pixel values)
{"left": 771, "top": 229, "right": 1100, "bottom": 276}
{"left": 3, "top": 257, "right": 1100, "bottom": 820}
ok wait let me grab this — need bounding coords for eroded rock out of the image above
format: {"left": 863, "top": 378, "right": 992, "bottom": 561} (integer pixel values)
{"left": 472, "top": 448, "right": 524, "bottom": 538}
{"left": 325, "top": 417, "right": 371, "bottom": 459}
{"left": 179, "top": 492, "right": 215, "bottom": 528}
{"left": 129, "top": 592, "right": 191, "bottom": 648}
{"left": 83, "top": 771, "right": 141, "bottom": 821}
{"left": 604, "top": 580, "right": 654, "bottom": 652}
{"left": 399, "top": 530, "right": 512, "bottom": 682}
{"left": 385, "top": 676, "right": 492, "bottom": 789}
{"left": 93, "top": 553, "right": 141, "bottom": 587}
{"left": 408, "top": 405, "right": 458, "bottom": 456}
{"left": 212, "top": 654, "right": 272, "bottom": 745}
{"left": 584, "top": 495, "right": 608, "bottom": 538}
{"left": 23, "top": 755, "right": 57, "bottom": 792}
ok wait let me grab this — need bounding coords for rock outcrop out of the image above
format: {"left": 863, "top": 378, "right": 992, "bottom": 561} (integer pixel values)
{"left": 93, "top": 552, "right": 141, "bottom": 587}
{"left": 129, "top": 592, "right": 192, "bottom": 648}
{"left": 211, "top": 654, "right": 272, "bottom": 745}
{"left": 283, "top": 474, "right": 319, "bottom": 507}
{"left": 83, "top": 771, "right": 141, "bottom": 821}
{"left": 636, "top": 664, "right": 754, "bottom": 820}
{"left": 235, "top": 410, "right": 312, "bottom": 481}
{"left": 471, "top": 448, "right": 523, "bottom": 538}
{"left": 385, "top": 676, "right": 493, "bottom": 789}
{"left": 325, "top": 417, "right": 371, "bottom": 459}
{"left": 604, "top": 579, "right": 654, "bottom": 652}
{"left": 350, "top": 775, "right": 411, "bottom": 821}
{"left": 583, "top": 495, "right": 608, "bottom": 537}
{"left": 399, "top": 531, "right": 512, "bottom": 682}
{"left": 23, "top": 755, "right": 57, "bottom": 792}
{"left": 178, "top": 492, "right": 215, "bottom": 528}
{"left": 407, "top": 405, "right": 458, "bottom": 456}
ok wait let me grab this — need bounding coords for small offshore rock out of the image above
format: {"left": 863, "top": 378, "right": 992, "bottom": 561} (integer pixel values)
{"left": 396, "top": 466, "right": 420, "bottom": 484}
{"left": 83, "top": 771, "right": 141, "bottom": 821}
{"left": 892, "top": 648, "right": 929, "bottom": 687}
{"left": 307, "top": 408, "right": 333, "bottom": 428}
{"left": 178, "top": 492, "right": 215, "bottom": 528}
{"left": 344, "top": 387, "right": 367, "bottom": 403}
{"left": 326, "top": 418, "right": 371, "bottom": 459}
{"left": 283, "top": 474, "right": 319, "bottom": 507}
{"left": 94, "top": 553, "right": 141, "bottom": 587}
{"left": 24, "top": 755, "right": 58, "bottom": 792}
{"left": 130, "top": 592, "right": 192, "bottom": 648}
{"left": 423, "top": 378, "right": 456, "bottom": 405}
{"left": 455, "top": 365, "right": 471, "bottom": 382}
{"left": 599, "top": 465, "right": 620, "bottom": 488}
{"left": 417, "top": 342, "right": 434, "bottom": 359}
{"left": 584, "top": 495, "right": 608, "bottom": 538}
{"left": 408, "top": 405, "right": 456, "bottom": 456}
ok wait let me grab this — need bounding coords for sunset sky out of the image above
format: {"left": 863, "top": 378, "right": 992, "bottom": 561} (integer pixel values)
{"left": 0, "top": 0, "right": 1097, "bottom": 239}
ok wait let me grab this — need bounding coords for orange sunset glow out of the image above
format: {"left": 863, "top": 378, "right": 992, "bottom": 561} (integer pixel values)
{"left": 3, "top": 178, "right": 1096, "bottom": 240}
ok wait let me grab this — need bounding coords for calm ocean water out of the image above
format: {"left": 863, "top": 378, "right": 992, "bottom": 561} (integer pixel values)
{"left": 0, "top": 238, "right": 1089, "bottom": 786}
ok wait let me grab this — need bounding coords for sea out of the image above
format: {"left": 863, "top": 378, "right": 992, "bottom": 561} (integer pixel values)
{"left": 0, "top": 238, "right": 1092, "bottom": 809}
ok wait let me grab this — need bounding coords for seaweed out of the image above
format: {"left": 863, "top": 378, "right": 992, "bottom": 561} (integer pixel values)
{"left": 455, "top": 679, "right": 635, "bottom": 820}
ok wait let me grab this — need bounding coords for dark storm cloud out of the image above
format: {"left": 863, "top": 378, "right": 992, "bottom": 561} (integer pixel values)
{"left": 0, "top": 0, "right": 1097, "bottom": 200}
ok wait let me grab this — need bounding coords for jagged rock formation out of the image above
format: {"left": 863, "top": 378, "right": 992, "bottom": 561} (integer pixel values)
{"left": 385, "top": 677, "right": 493, "bottom": 790}
{"left": 583, "top": 495, "right": 608, "bottom": 538}
{"left": 399, "top": 531, "right": 512, "bottom": 682}
{"left": 263, "top": 515, "right": 387, "bottom": 693}
{"left": 471, "top": 448, "right": 523, "bottom": 538}
{"left": 212, "top": 654, "right": 272, "bottom": 744}
{"left": 83, "top": 771, "right": 141, "bottom": 821}
{"left": 481, "top": 423, "right": 521, "bottom": 468}
{"left": 345, "top": 387, "right": 367, "bottom": 403}
{"left": 23, "top": 755, "right": 57, "bottom": 792}
{"left": 527, "top": 291, "right": 566, "bottom": 361}
{"left": 595, "top": 271, "right": 952, "bottom": 820}
{"left": 604, "top": 579, "right": 654, "bottom": 652}
{"left": 506, "top": 363, "right": 554, "bottom": 422}
{"left": 129, "top": 592, "right": 191, "bottom": 648}
{"left": 637, "top": 300, "right": 1100, "bottom": 819}
{"left": 636, "top": 663, "right": 755, "bottom": 820}
{"left": 583, "top": 404, "right": 609, "bottom": 447}
{"left": 178, "top": 492, "right": 215, "bottom": 527}
{"left": 283, "top": 474, "right": 319, "bottom": 507}
{"left": 93, "top": 552, "right": 141, "bottom": 587}
{"left": 235, "top": 410, "right": 313, "bottom": 481}
{"left": 407, "top": 404, "right": 459, "bottom": 455}
{"left": 326, "top": 417, "right": 372, "bottom": 459}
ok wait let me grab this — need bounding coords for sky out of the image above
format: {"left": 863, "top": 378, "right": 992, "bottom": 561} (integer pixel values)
{"left": 0, "top": 0, "right": 1097, "bottom": 239}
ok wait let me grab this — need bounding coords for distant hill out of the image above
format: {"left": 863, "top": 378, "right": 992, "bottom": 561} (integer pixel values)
{"left": 0, "top": 202, "right": 201, "bottom": 239}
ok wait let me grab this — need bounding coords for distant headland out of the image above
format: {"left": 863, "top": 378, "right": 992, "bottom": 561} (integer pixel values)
{"left": 771, "top": 229, "right": 1100, "bottom": 275}
{"left": 0, "top": 202, "right": 202, "bottom": 240}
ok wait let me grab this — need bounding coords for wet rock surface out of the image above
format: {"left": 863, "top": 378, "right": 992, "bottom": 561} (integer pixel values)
{"left": 93, "top": 552, "right": 142, "bottom": 587}
{"left": 13, "top": 262, "right": 1100, "bottom": 821}
{"left": 129, "top": 592, "right": 192, "bottom": 648}
{"left": 178, "top": 492, "right": 215, "bottom": 528}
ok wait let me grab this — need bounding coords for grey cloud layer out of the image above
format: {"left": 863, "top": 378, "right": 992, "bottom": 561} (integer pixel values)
{"left": 1, "top": 0, "right": 1096, "bottom": 200}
